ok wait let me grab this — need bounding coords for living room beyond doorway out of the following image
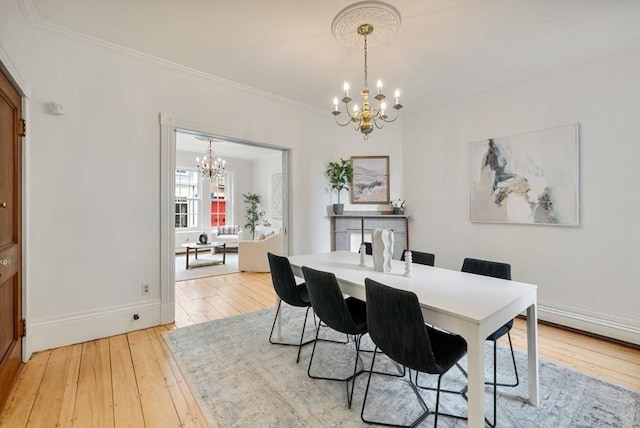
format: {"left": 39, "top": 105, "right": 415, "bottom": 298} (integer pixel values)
{"left": 173, "top": 130, "right": 288, "bottom": 283}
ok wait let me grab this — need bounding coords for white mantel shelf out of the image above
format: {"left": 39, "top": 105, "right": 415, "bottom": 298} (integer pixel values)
{"left": 330, "top": 214, "right": 409, "bottom": 218}
{"left": 328, "top": 210, "right": 409, "bottom": 218}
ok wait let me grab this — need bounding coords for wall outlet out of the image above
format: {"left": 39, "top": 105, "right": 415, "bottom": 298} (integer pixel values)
{"left": 141, "top": 283, "right": 150, "bottom": 296}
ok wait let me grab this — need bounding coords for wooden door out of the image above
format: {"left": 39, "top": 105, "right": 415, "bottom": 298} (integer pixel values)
{"left": 0, "top": 66, "right": 23, "bottom": 408}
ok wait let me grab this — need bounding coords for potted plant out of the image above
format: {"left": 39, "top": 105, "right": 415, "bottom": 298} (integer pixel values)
{"left": 326, "top": 158, "right": 354, "bottom": 215}
{"left": 243, "top": 193, "right": 265, "bottom": 240}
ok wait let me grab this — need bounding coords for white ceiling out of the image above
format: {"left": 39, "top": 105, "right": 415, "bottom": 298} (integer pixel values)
{"left": 175, "top": 131, "right": 281, "bottom": 161}
{"left": 29, "top": 0, "right": 640, "bottom": 112}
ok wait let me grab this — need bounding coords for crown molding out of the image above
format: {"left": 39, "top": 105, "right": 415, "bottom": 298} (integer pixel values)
{"left": 18, "top": 0, "right": 39, "bottom": 26}
{"left": 19, "top": 0, "right": 324, "bottom": 114}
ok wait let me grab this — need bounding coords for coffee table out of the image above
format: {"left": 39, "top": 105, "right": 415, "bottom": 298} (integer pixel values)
{"left": 180, "top": 241, "right": 227, "bottom": 269}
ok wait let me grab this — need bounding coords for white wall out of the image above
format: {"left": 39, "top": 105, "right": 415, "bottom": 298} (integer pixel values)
{"left": 0, "top": 4, "right": 335, "bottom": 353}
{"left": 402, "top": 48, "right": 640, "bottom": 344}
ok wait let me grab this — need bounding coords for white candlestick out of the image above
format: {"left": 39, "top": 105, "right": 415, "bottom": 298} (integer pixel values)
{"left": 403, "top": 251, "right": 414, "bottom": 277}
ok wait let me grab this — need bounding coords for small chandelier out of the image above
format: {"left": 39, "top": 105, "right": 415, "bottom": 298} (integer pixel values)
{"left": 195, "top": 138, "right": 226, "bottom": 183}
{"left": 332, "top": 24, "right": 402, "bottom": 140}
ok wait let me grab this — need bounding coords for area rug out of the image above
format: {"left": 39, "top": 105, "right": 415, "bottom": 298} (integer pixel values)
{"left": 163, "top": 307, "right": 639, "bottom": 427}
{"left": 175, "top": 252, "right": 239, "bottom": 282}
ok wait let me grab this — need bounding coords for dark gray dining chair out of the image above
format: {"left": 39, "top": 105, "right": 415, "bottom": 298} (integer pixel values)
{"left": 301, "top": 265, "right": 369, "bottom": 409}
{"left": 461, "top": 257, "right": 518, "bottom": 427}
{"left": 362, "top": 278, "right": 467, "bottom": 427}
{"left": 401, "top": 250, "right": 435, "bottom": 266}
{"left": 267, "top": 253, "right": 314, "bottom": 363}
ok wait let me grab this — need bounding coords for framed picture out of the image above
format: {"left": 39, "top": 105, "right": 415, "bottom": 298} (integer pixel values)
{"left": 271, "top": 173, "right": 283, "bottom": 219}
{"left": 469, "top": 123, "right": 579, "bottom": 226}
{"left": 350, "top": 156, "right": 390, "bottom": 204}
{"left": 216, "top": 173, "right": 225, "bottom": 189}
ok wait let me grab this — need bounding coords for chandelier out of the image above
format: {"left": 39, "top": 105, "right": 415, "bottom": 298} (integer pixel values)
{"left": 331, "top": 2, "right": 403, "bottom": 140}
{"left": 195, "top": 138, "right": 226, "bottom": 183}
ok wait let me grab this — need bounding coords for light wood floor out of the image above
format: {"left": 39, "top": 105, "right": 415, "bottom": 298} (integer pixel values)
{"left": 1, "top": 272, "right": 638, "bottom": 427}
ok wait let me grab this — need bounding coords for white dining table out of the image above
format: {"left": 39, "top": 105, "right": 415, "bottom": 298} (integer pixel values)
{"left": 287, "top": 251, "right": 539, "bottom": 428}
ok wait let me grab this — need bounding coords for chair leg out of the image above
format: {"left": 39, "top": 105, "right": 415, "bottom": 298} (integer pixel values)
{"left": 308, "top": 326, "right": 365, "bottom": 384}
{"left": 505, "top": 332, "right": 520, "bottom": 387}
{"left": 360, "top": 346, "right": 378, "bottom": 424}
{"left": 486, "top": 333, "right": 519, "bottom": 388}
{"left": 361, "top": 347, "right": 432, "bottom": 428}
{"left": 414, "top": 369, "right": 467, "bottom": 396}
{"left": 490, "top": 340, "right": 497, "bottom": 427}
{"left": 268, "top": 301, "right": 315, "bottom": 362}
{"left": 347, "top": 334, "right": 362, "bottom": 409}
{"left": 268, "top": 299, "right": 283, "bottom": 344}
{"left": 295, "top": 306, "right": 312, "bottom": 363}
{"left": 434, "top": 375, "right": 442, "bottom": 428}
{"left": 307, "top": 322, "right": 323, "bottom": 378}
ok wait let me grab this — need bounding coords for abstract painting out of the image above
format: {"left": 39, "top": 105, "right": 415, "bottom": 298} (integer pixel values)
{"left": 350, "top": 156, "right": 390, "bottom": 204}
{"left": 469, "top": 123, "right": 579, "bottom": 226}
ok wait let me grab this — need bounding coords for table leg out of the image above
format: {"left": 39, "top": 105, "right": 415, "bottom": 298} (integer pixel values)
{"left": 194, "top": 248, "right": 199, "bottom": 259}
{"left": 527, "top": 303, "right": 539, "bottom": 406}
{"left": 185, "top": 247, "right": 190, "bottom": 270}
{"left": 222, "top": 243, "right": 226, "bottom": 264}
{"left": 465, "top": 330, "right": 485, "bottom": 428}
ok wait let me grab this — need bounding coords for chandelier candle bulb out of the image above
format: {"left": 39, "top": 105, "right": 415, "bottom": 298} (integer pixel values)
{"left": 343, "top": 82, "right": 349, "bottom": 97}
{"left": 377, "top": 79, "right": 383, "bottom": 94}
{"left": 395, "top": 89, "right": 400, "bottom": 105}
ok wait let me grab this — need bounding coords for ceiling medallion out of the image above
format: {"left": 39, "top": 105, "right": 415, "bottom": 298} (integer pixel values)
{"left": 332, "top": 1, "right": 401, "bottom": 48}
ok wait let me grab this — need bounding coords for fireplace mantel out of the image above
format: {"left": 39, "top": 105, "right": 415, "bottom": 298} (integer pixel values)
{"left": 330, "top": 212, "right": 409, "bottom": 259}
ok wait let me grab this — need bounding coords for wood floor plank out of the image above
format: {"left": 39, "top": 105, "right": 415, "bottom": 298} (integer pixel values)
{"left": 25, "top": 347, "right": 69, "bottom": 427}
{"left": 73, "top": 339, "right": 114, "bottom": 427}
{"left": 0, "top": 351, "right": 50, "bottom": 426}
{"left": 149, "top": 326, "right": 207, "bottom": 428}
{"left": 49, "top": 343, "right": 81, "bottom": 428}
{"left": 109, "top": 334, "right": 145, "bottom": 428}
{"left": 128, "top": 329, "right": 181, "bottom": 427}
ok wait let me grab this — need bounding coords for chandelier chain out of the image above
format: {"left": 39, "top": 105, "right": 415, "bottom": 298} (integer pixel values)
{"left": 363, "top": 33, "right": 368, "bottom": 88}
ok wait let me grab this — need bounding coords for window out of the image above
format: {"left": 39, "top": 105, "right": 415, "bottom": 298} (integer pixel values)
{"left": 210, "top": 173, "right": 227, "bottom": 227}
{"left": 175, "top": 170, "right": 199, "bottom": 229}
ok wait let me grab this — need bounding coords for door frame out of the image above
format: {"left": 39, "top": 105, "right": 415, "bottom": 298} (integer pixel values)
{"left": 0, "top": 56, "right": 30, "bottom": 361}
{"left": 159, "top": 114, "right": 290, "bottom": 324}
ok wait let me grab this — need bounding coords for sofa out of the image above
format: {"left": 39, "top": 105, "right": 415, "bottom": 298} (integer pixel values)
{"left": 211, "top": 225, "right": 242, "bottom": 250}
{"left": 238, "top": 233, "right": 282, "bottom": 272}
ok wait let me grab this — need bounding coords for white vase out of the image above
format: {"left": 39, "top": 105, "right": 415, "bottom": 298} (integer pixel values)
{"left": 372, "top": 228, "right": 394, "bottom": 272}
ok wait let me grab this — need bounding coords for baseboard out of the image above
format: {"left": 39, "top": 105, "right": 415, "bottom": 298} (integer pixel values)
{"left": 538, "top": 302, "right": 640, "bottom": 346}
{"left": 26, "top": 300, "right": 163, "bottom": 358}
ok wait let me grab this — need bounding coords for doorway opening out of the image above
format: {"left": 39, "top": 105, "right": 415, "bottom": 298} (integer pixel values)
{"left": 159, "top": 115, "right": 289, "bottom": 325}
